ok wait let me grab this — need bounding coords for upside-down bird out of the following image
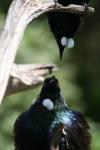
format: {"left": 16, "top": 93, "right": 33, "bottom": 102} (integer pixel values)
{"left": 47, "top": 0, "right": 90, "bottom": 59}
{"left": 14, "top": 76, "right": 91, "bottom": 150}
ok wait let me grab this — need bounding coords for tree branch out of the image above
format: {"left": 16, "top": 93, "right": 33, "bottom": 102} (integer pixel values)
{"left": 0, "top": 0, "right": 94, "bottom": 104}
{"left": 49, "top": 4, "right": 94, "bottom": 14}
{"left": 6, "top": 63, "right": 57, "bottom": 96}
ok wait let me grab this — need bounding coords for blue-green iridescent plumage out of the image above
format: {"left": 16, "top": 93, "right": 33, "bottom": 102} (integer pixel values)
{"left": 14, "top": 76, "right": 91, "bottom": 150}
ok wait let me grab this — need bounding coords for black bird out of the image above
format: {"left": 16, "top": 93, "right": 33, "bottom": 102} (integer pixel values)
{"left": 14, "top": 76, "right": 91, "bottom": 150}
{"left": 47, "top": 0, "right": 90, "bottom": 59}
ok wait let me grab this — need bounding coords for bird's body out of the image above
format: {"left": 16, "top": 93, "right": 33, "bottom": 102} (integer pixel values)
{"left": 57, "top": 0, "right": 89, "bottom": 5}
{"left": 47, "top": 0, "right": 90, "bottom": 59}
{"left": 14, "top": 76, "right": 91, "bottom": 150}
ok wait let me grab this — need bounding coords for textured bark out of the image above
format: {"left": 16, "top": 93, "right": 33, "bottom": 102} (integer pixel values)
{"left": 6, "top": 63, "right": 57, "bottom": 96}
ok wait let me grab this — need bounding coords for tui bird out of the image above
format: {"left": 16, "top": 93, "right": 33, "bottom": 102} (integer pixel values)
{"left": 47, "top": 0, "right": 90, "bottom": 59}
{"left": 14, "top": 76, "right": 91, "bottom": 150}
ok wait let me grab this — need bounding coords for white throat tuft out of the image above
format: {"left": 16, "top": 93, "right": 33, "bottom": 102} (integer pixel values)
{"left": 61, "top": 36, "right": 68, "bottom": 46}
{"left": 67, "top": 38, "right": 74, "bottom": 48}
{"left": 42, "top": 99, "right": 54, "bottom": 110}
{"left": 61, "top": 36, "right": 75, "bottom": 48}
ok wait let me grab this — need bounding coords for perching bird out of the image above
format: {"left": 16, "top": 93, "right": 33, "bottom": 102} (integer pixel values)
{"left": 47, "top": 0, "right": 90, "bottom": 59}
{"left": 14, "top": 76, "right": 91, "bottom": 150}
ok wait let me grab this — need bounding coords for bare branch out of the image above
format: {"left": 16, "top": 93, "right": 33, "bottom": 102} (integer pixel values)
{"left": 0, "top": 0, "right": 55, "bottom": 104}
{"left": 6, "top": 63, "right": 57, "bottom": 96}
{"left": 51, "top": 4, "right": 94, "bottom": 14}
{"left": 0, "top": 0, "right": 94, "bottom": 104}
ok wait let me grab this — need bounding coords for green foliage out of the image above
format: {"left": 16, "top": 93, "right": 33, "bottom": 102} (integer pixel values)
{"left": 0, "top": 0, "right": 100, "bottom": 150}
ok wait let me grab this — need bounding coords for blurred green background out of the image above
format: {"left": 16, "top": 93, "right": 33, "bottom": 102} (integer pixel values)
{"left": 0, "top": 0, "right": 100, "bottom": 150}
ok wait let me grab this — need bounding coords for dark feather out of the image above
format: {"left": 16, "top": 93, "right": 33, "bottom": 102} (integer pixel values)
{"left": 47, "top": 0, "right": 90, "bottom": 59}
{"left": 14, "top": 76, "right": 91, "bottom": 150}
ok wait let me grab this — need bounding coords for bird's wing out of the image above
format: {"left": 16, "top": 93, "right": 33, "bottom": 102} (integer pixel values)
{"left": 13, "top": 112, "right": 30, "bottom": 150}
{"left": 50, "top": 112, "right": 91, "bottom": 150}
{"left": 50, "top": 123, "right": 65, "bottom": 150}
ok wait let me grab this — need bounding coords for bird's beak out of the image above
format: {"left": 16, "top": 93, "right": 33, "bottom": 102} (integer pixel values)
{"left": 44, "top": 76, "right": 59, "bottom": 90}
{"left": 59, "top": 47, "right": 64, "bottom": 60}
{"left": 39, "top": 76, "right": 60, "bottom": 100}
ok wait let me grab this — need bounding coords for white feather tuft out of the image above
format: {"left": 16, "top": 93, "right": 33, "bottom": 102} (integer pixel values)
{"left": 61, "top": 36, "right": 68, "bottom": 46}
{"left": 67, "top": 38, "right": 74, "bottom": 48}
{"left": 42, "top": 99, "right": 54, "bottom": 110}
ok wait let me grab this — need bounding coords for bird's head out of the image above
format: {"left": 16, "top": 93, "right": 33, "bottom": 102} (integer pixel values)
{"left": 34, "top": 76, "right": 66, "bottom": 111}
{"left": 39, "top": 76, "right": 60, "bottom": 100}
